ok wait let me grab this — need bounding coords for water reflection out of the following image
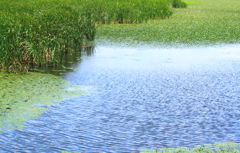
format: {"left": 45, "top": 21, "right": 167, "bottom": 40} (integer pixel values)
{"left": 29, "top": 46, "right": 95, "bottom": 76}
{"left": 0, "top": 44, "right": 240, "bottom": 152}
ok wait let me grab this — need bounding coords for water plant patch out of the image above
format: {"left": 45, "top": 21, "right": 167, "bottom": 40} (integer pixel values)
{"left": 0, "top": 72, "right": 87, "bottom": 133}
{"left": 184, "top": 1, "right": 203, "bottom": 4}
{"left": 140, "top": 142, "right": 240, "bottom": 152}
{"left": 96, "top": 0, "right": 240, "bottom": 47}
{"left": 0, "top": 0, "right": 174, "bottom": 73}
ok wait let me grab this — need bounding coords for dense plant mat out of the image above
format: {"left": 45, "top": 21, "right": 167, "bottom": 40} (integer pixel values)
{"left": 172, "top": 0, "right": 187, "bottom": 8}
{"left": 96, "top": 0, "right": 240, "bottom": 47}
{"left": 82, "top": 0, "right": 173, "bottom": 24}
{"left": 141, "top": 142, "right": 240, "bottom": 152}
{"left": 60, "top": 142, "right": 240, "bottom": 153}
{"left": 0, "top": 0, "right": 173, "bottom": 73}
{"left": 0, "top": 72, "right": 87, "bottom": 133}
{"left": 0, "top": 0, "right": 89, "bottom": 73}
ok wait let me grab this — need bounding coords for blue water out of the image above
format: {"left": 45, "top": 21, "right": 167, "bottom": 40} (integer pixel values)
{"left": 1, "top": 45, "right": 240, "bottom": 152}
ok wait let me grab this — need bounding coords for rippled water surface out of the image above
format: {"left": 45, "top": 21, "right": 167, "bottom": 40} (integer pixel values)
{"left": 1, "top": 45, "right": 240, "bottom": 152}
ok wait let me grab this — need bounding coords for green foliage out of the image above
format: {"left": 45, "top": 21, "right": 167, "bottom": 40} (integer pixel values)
{"left": 61, "top": 142, "right": 240, "bottom": 153}
{"left": 184, "top": 1, "right": 203, "bottom": 4}
{"left": 80, "top": 0, "right": 173, "bottom": 24}
{"left": 0, "top": 0, "right": 173, "bottom": 73}
{"left": 0, "top": 0, "right": 89, "bottom": 73}
{"left": 172, "top": 0, "right": 187, "bottom": 8}
{"left": 96, "top": 0, "right": 240, "bottom": 47}
{"left": 141, "top": 142, "right": 240, "bottom": 153}
{"left": 0, "top": 72, "right": 89, "bottom": 133}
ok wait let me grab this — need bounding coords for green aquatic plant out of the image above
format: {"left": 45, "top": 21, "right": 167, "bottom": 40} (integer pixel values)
{"left": 0, "top": 0, "right": 90, "bottom": 73}
{"left": 60, "top": 142, "right": 240, "bottom": 153}
{"left": 184, "top": 1, "right": 203, "bottom": 4}
{"left": 0, "top": 0, "right": 173, "bottom": 73}
{"left": 0, "top": 72, "right": 91, "bottom": 133}
{"left": 172, "top": 0, "right": 187, "bottom": 8}
{"left": 96, "top": 0, "right": 240, "bottom": 47}
{"left": 81, "top": 0, "right": 173, "bottom": 24}
{"left": 141, "top": 142, "right": 240, "bottom": 153}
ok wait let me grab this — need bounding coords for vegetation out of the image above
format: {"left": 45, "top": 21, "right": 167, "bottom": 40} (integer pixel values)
{"left": 96, "top": 0, "right": 240, "bottom": 47}
{"left": 0, "top": 72, "right": 90, "bottom": 133}
{"left": 0, "top": 0, "right": 173, "bottom": 73}
{"left": 172, "top": 0, "right": 187, "bottom": 8}
{"left": 0, "top": 0, "right": 93, "bottom": 73}
{"left": 141, "top": 142, "right": 240, "bottom": 153}
{"left": 61, "top": 142, "right": 240, "bottom": 153}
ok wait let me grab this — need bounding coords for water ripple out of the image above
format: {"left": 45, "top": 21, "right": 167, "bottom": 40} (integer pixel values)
{"left": 1, "top": 45, "right": 240, "bottom": 152}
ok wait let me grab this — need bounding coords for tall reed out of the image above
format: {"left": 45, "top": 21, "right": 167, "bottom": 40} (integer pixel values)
{"left": 0, "top": 0, "right": 173, "bottom": 73}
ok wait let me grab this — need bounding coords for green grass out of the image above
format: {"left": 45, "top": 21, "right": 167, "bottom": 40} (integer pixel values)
{"left": 96, "top": 0, "right": 240, "bottom": 47}
{"left": 0, "top": 0, "right": 89, "bottom": 73}
{"left": 82, "top": 0, "right": 173, "bottom": 24}
{"left": 0, "top": 0, "right": 173, "bottom": 73}
{"left": 184, "top": 1, "right": 203, "bottom": 4}
{"left": 172, "top": 0, "right": 187, "bottom": 8}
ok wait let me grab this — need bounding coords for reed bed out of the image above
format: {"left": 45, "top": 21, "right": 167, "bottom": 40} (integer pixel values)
{"left": 0, "top": 0, "right": 173, "bottom": 73}
{"left": 81, "top": 0, "right": 173, "bottom": 24}
{"left": 0, "top": 0, "right": 88, "bottom": 73}
{"left": 96, "top": 0, "right": 240, "bottom": 47}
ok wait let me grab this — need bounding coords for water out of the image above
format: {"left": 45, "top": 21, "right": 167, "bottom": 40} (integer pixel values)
{"left": 1, "top": 44, "right": 240, "bottom": 152}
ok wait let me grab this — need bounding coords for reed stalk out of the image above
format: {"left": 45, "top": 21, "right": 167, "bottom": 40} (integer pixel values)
{"left": 0, "top": 0, "right": 173, "bottom": 73}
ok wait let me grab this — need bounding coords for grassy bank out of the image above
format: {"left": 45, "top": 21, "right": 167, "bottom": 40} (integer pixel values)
{"left": 96, "top": 0, "right": 240, "bottom": 47}
{"left": 0, "top": 0, "right": 173, "bottom": 73}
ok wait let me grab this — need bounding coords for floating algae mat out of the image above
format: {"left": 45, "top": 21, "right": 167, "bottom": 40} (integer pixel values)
{"left": 141, "top": 142, "right": 240, "bottom": 153}
{"left": 0, "top": 72, "right": 87, "bottom": 133}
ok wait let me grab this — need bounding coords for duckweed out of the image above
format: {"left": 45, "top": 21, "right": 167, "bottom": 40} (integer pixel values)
{"left": 0, "top": 72, "right": 89, "bottom": 133}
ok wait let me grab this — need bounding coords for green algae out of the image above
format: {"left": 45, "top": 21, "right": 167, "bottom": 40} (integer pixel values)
{"left": 141, "top": 142, "right": 240, "bottom": 153}
{"left": 0, "top": 72, "right": 88, "bottom": 133}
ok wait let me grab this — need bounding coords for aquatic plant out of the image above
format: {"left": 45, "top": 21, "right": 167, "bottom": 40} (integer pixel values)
{"left": 80, "top": 0, "right": 173, "bottom": 24}
{"left": 60, "top": 142, "right": 240, "bottom": 153}
{"left": 0, "top": 0, "right": 173, "bottom": 73}
{"left": 184, "top": 1, "right": 203, "bottom": 4}
{"left": 96, "top": 0, "right": 240, "bottom": 47}
{"left": 172, "top": 0, "right": 187, "bottom": 8}
{"left": 0, "top": 0, "right": 92, "bottom": 73}
{"left": 0, "top": 72, "right": 89, "bottom": 133}
{"left": 141, "top": 142, "right": 240, "bottom": 152}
